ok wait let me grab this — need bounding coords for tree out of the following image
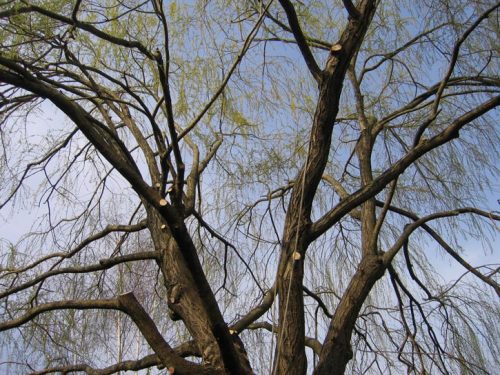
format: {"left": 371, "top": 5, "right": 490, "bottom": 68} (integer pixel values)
{"left": 0, "top": 0, "right": 499, "bottom": 374}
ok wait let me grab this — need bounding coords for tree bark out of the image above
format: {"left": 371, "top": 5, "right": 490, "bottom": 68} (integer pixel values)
{"left": 314, "top": 256, "right": 385, "bottom": 375}
{"left": 274, "top": 1, "right": 379, "bottom": 373}
{"left": 146, "top": 207, "right": 252, "bottom": 373}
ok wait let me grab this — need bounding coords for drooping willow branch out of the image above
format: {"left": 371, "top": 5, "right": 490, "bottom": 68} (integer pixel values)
{"left": 0, "top": 293, "right": 222, "bottom": 374}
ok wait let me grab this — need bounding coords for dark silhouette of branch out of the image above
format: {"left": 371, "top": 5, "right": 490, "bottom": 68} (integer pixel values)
{"left": 342, "top": 0, "right": 361, "bottom": 19}
{"left": 0, "top": 298, "right": 120, "bottom": 332}
{"left": 0, "top": 251, "right": 159, "bottom": 299}
{"left": 310, "top": 95, "right": 500, "bottom": 240}
{"left": 231, "top": 285, "right": 276, "bottom": 333}
{"left": 413, "top": 3, "right": 500, "bottom": 147}
{"left": 278, "top": 0, "right": 321, "bottom": 82}
{"left": 0, "top": 5, "right": 155, "bottom": 59}
{"left": 383, "top": 207, "right": 500, "bottom": 263}
{"left": 380, "top": 204, "right": 500, "bottom": 296}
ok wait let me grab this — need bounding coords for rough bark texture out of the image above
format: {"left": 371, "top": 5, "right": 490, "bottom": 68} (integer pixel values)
{"left": 147, "top": 207, "right": 253, "bottom": 373}
{"left": 0, "top": 62, "right": 252, "bottom": 375}
{"left": 273, "top": 1, "right": 379, "bottom": 373}
{"left": 314, "top": 256, "right": 386, "bottom": 374}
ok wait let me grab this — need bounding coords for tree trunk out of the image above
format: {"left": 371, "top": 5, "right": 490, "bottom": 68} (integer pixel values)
{"left": 314, "top": 255, "right": 385, "bottom": 374}
{"left": 147, "top": 207, "right": 252, "bottom": 373}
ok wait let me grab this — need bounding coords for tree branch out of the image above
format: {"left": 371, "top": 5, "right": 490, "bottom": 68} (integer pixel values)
{"left": 116, "top": 292, "right": 221, "bottom": 374}
{"left": 310, "top": 95, "right": 500, "bottom": 240}
{"left": 0, "top": 5, "right": 155, "bottom": 59}
{"left": 413, "top": 3, "right": 500, "bottom": 146}
{"left": 0, "top": 294, "right": 220, "bottom": 374}
{"left": 382, "top": 208, "right": 499, "bottom": 263}
{"left": 342, "top": 0, "right": 361, "bottom": 19}
{"left": 0, "top": 251, "right": 159, "bottom": 299}
{"left": 29, "top": 340, "right": 202, "bottom": 375}
{"left": 231, "top": 285, "right": 276, "bottom": 333}
{"left": 0, "top": 298, "right": 120, "bottom": 332}
{"left": 379, "top": 204, "right": 500, "bottom": 296}
{"left": 0, "top": 59, "right": 250, "bottom": 375}
{"left": 277, "top": 0, "right": 321, "bottom": 82}
{"left": 360, "top": 23, "right": 448, "bottom": 80}
{"left": 1, "top": 221, "right": 147, "bottom": 277}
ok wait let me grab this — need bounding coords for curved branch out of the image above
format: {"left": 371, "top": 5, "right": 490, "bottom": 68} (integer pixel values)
{"left": 0, "top": 58, "right": 251, "bottom": 373}
{"left": 380, "top": 204, "right": 500, "bottom": 296}
{"left": 383, "top": 209, "right": 466, "bottom": 262}
{"left": 0, "top": 5, "right": 154, "bottom": 59}
{"left": 0, "top": 251, "right": 159, "bottom": 299}
{"left": 0, "top": 59, "right": 149, "bottom": 197}
{"left": 231, "top": 285, "right": 276, "bottom": 333}
{"left": 116, "top": 293, "right": 222, "bottom": 374}
{"left": 91, "top": 354, "right": 161, "bottom": 375}
{"left": 29, "top": 341, "right": 201, "bottom": 375}
{"left": 1, "top": 221, "right": 147, "bottom": 277}
{"left": 303, "top": 286, "right": 333, "bottom": 318}
{"left": 1, "top": 294, "right": 221, "bottom": 374}
{"left": 360, "top": 23, "right": 448, "bottom": 80}
{"left": 414, "top": 3, "right": 500, "bottom": 146}
{"left": 373, "top": 76, "right": 499, "bottom": 136}
{"left": 432, "top": 3, "right": 500, "bottom": 115}
{"left": 0, "top": 298, "right": 120, "bottom": 332}
{"left": 310, "top": 95, "right": 500, "bottom": 240}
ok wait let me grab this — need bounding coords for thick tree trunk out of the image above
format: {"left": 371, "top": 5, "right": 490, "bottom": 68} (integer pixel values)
{"left": 314, "top": 255, "right": 385, "bottom": 374}
{"left": 274, "top": 2, "right": 379, "bottom": 373}
{"left": 273, "top": 217, "right": 309, "bottom": 374}
{"left": 273, "top": 86, "right": 340, "bottom": 373}
{"left": 147, "top": 207, "right": 252, "bottom": 373}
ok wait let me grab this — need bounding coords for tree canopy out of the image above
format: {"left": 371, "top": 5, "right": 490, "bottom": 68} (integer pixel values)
{"left": 0, "top": 0, "right": 499, "bottom": 374}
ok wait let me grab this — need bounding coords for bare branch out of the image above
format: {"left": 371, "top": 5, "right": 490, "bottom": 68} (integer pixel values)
{"left": 360, "top": 23, "right": 448, "bottom": 80}
{"left": 432, "top": 3, "right": 500, "bottom": 115}
{"left": 4, "top": 294, "right": 220, "bottom": 375}
{"left": 382, "top": 208, "right": 500, "bottom": 263}
{"left": 0, "top": 5, "right": 155, "bottom": 59}
{"left": 29, "top": 340, "right": 202, "bottom": 375}
{"left": 0, "top": 298, "right": 120, "bottom": 332}
{"left": 278, "top": 0, "right": 321, "bottom": 82}
{"left": 0, "top": 251, "right": 159, "bottom": 299}
{"left": 379, "top": 203, "right": 500, "bottom": 296}
{"left": 342, "top": 0, "right": 361, "bottom": 19}
{"left": 1, "top": 2, "right": 498, "bottom": 374}
{"left": 116, "top": 292, "right": 221, "bottom": 374}
{"left": 310, "top": 95, "right": 500, "bottom": 240}
{"left": 231, "top": 285, "right": 276, "bottom": 333}
{"left": 372, "top": 179, "right": 397, "bottom": 241}
{"left": 413, "top": 3, "right": 500, "bottom": 146}
{"left": 1, "top": 221, "right": 147, "bottom": 277}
